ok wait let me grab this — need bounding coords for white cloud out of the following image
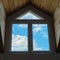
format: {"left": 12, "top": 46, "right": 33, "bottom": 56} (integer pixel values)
{"left": 34, "top": 48, "right": 43, "bottom": 51}
{"left": 18, "top": 24, "right": 28, "bottom": 28}
{"left": 33, "top": 24, "right": 48, "bottom": 38}
{"left": 33, "top": 24, "right": 47, "bottom": 27}
{"left": 33, "top": 39, "right": 43, "bottom": 51}
{"left": 33, "top": 27, "right": 42, "bottom": 33}
{"left": 11, "top": 34, "right": 43, "bottom": 51}
{"left": 40, "top": 32, "right": 48, "bottom": 38}
{"left": 12, "top": 34, "right": 15, "bottom": 38}
{"left": 33, "top": 24, "right": 39, "bottom": 27}
{"left": 33, "top": 24, "right": 43, "bottom": 33}
{"left": 11, "top": 34, "right": 28, "bottom": 51}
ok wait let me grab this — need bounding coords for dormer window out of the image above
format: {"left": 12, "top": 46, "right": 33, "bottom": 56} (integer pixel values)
{"left": 5, "top": 5, "right": 56, "bottom": 53}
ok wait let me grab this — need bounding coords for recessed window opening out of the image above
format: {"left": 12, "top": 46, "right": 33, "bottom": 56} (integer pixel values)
{"left": 10, "top": 11, "right": 50, "bottom": 52}
{"left": 6, "top": 5, "right": 55, "bottom": 53}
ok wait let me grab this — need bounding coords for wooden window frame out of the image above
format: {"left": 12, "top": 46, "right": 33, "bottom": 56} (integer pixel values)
{"left": 5, "top": 4, "right": 56, "bottom": 54}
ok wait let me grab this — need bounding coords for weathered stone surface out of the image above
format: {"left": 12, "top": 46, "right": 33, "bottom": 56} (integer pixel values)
{"left": 54, "top": 2, "right": 60, "bottom": 47}
{"left": 0, "top": 0, "right": 5, "bottom": 46}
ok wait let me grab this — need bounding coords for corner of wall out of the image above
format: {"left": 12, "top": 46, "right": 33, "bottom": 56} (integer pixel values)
{"left": 0, "top": 0, "right": 6, "bottom": 47}
{"left": 54, "top": 2, "right": 60, "bottom": 47}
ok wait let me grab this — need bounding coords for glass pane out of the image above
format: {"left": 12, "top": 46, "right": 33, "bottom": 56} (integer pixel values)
{"left": 11, "top": 24, "right": 28, "bottom": 51}
{"left": 16, "top": 11, "right": 44, "bottom": 20}
{"left": 32, "top": 24, "right": 50, "bottom": 51}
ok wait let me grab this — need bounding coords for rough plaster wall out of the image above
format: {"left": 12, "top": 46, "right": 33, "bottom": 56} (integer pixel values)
{"left": 54, "top": 3, "right": 60, "bottom": 47}
{"left": 0, "top": 0, "right": 5, "bottom": 46}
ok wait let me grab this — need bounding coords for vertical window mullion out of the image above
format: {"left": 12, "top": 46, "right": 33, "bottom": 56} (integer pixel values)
{"left": 28, "top": 22, "right": 32, "bottom": 53}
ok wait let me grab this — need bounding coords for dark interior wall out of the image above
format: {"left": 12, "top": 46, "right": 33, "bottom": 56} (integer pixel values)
{"left": 0, "top": 28, "right": 4, "bottom": 53}
{"left": 57, "top": 39, "right": 60, "bottom": 52}
{"left": 0, "top": 54, "right": 4, "bottom": 60}
{"left": 0, "top": 54, "right": 60, "bottom": 60}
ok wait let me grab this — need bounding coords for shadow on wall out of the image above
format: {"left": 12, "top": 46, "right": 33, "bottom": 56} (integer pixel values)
{"left": 0, "top": 27, "right": 4, "bottom": 53}
{"left": 57, "top": 38, "right": 60, "bottom": 53}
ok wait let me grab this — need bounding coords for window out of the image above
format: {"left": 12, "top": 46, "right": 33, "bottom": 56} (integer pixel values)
{"left": 16, "top": 11, "right": 43, "bottom": 20}
{"left": 5, "top": 5, "right": 56, "bottom": 53}
{"left": 11, "top": 24, "right": 28, "bottom": 51}
{"left": 32, "top": 24, "right": 50, "bottom": 51}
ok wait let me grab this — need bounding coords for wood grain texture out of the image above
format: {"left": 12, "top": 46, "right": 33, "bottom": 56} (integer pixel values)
{"left": 32, "top": 0, "right": 59, "bottom": 14}
{"left": 1, "top": 0, "right": 60, "bottom": 15}
{"left": 2, "top": 0, "right": 28, "bottom": 14}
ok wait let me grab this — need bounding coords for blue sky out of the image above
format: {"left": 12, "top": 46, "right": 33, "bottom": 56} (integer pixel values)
{"left": 32, "top": 24, "right": 49, "bottom": 51}
{"left": 11, "top": 12, "right": 50, "bottom": 51}
{"left": 16, "top": 11, "right": 43, "bottom": 20}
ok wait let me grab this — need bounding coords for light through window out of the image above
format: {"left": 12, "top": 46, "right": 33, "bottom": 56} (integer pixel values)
{"left": 32, "top": 24, "right": 50, "bottom": 51}
{"left": 16, "top": 11, "right": 44, "bottom": 20}
{"left": 6, "top": 9, "right": 54, "bottom": 53}
{"left": 11, "top": 24, "right": 28, "bottom": 51}
{"left": 11, "top": 11, "right": 50, "bottom": 52}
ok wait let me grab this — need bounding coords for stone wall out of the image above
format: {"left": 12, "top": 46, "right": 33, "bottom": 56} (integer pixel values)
{"left": 0, "top": 0, "right": 5, "bottom": 46}
{"left": 54, "top": 3, "right": 60, "bottom": 47}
